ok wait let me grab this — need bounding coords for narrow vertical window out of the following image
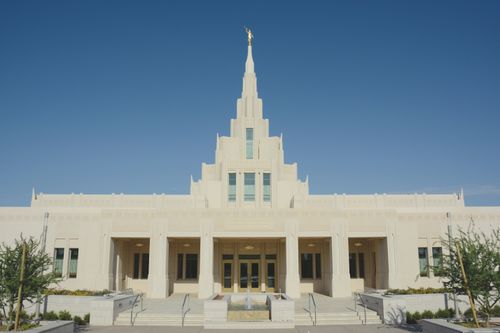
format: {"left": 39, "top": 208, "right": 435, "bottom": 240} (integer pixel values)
{"left": 349, "top": 253, "right": 357, "bottom": 278}
{"left": 228, "top": 173, "right": 236, "bottom": 202}
{"left": 358, "top": 253, "right": 365, "bottom": 278}
{"left": 54, "top": 248, "right": 64, "bottom": 278}
{"left": 185, "top": 254, "right": 198, "bottom": 279}
{"left": 418, "top": 247, "right": 429, "bottom": 277}
{"left": 244, "top": 173, "right": 255, "bottom": 201}
{"left": 315, "top": 253, "right": 321, "bottom": 279}
{"left": 263, "top": 173, "right": 271, "bottom": 202}
{"left": 177, "top": 254, "right": 184, "bottom": 279}
{"left": 133, "top": 253, "right": 140, "bottom": 279}
{"left": 69, "top": 248, "right": 79, "bottom": 278}
{"left": 300, "top": 253, "right": 313, "bottom": 278}
{"left": 246, "top": 128, "right": 253, "bottom": 159}
{"left": 432, "top": 247, "right": 443, "bottom": 276}
{"left": 141, "top": 253, "right": 149, "bottom": 279}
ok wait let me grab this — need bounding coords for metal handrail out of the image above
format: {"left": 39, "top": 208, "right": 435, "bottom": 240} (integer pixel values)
{"left": 353, "top": 292, "right": 367, "bottom": 325}
{"left": 181, "top": 293, "right": 191, "bottom": 327}
{"left": 303, "top": 293, "right": 317, "bottom": 326}
{"left": 130, "top": 293, "right": 144, "bottom": 326}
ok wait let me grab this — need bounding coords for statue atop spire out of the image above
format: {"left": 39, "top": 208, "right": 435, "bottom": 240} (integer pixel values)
{"left": 245, "top": 27, "right": 254, "bottom": 46}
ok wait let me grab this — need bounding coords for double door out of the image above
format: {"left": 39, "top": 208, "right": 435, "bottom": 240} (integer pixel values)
{"left": 222, "top": 256, "right": 277, "bottom": 292}
{"left": 239, "top": 260, "right": 260, "bottom": 291}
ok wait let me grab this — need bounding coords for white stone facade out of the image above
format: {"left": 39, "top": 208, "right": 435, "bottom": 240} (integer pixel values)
{"left": 1, "top": 42, "right": 499, "bottom": 300}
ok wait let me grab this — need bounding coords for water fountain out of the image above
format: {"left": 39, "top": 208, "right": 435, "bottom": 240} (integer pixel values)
{"left": 227, "top": 291, "right": 270, "bottom": 321}
{"left": 244, "top": 289, "right": 252, "bottom": 310}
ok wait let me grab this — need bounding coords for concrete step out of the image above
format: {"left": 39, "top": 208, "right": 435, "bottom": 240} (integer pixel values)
{"left": 115, "top": 312, "right": 204, "bottom": 326}
{"left": 205, "top": 320, "right": 294, "bottom": 329}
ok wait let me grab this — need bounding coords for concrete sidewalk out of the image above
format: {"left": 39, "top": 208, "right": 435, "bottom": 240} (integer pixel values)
{"left": 81, "top": 324, "right": 422, "bottom": 333}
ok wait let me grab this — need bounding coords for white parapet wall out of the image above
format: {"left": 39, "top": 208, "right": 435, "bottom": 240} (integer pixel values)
{"left": 361, "top": 293, "right": 472, "bottom": 325}
{"left": 90, "top": 294, "right": 137, "bottom": 326}
{"left": 390, "top": 294, "right": 470, "bottom": 313}
{"left": 204, "top": 294, "right": 229, "bottom": 325}
{"left": 269, "top": 294, "right": 294, "bottom": 324}
{"left": 361, "top": 293, "right": 407, "bottom": 325}
{"left": 26, "top": 321, "right": 74, "bottom": 333}
{"left": 421, "top": 319, "right": 500, "bottom": 333}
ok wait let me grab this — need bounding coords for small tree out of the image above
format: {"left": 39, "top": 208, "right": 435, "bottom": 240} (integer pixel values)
{"left": 0, "top": 236, "right": 59, "bottom": 329}
{"left": 435, "top": 224, "right": 500, "bottom": 326}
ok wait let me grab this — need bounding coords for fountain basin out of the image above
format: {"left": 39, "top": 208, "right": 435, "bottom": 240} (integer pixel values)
{"left": 204, "top": 293, "right": 295, "bottom": 328}
{"left": 227, "top": 293, "right": 269, "bottom": 321}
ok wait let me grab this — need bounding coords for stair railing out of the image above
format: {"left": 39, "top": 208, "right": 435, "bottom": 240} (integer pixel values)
{"left": 353, "top": 292, "right": 367, "bottom": 325}
{"left": 181, "top": 293, "right": 191, "bottom": 327}
{"left": 130, "top": 292, "right": 144, "bottom": 326}
{"left": 303, "top": 292, "right": 317, "bottom": 326}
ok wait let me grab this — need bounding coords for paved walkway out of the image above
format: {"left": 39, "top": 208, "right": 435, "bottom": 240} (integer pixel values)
{"left": 82, "top": 324, "right": 422, "bottom": 333}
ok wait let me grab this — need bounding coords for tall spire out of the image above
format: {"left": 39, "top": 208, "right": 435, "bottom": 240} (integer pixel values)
{"left": 242, "top": 27, "right": 257, "bottom": 98}
{"left": 245, "top": 44, "right": 254, "bottom": 73}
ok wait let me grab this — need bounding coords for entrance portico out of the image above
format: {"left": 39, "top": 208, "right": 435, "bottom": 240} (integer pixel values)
{"left": 213, "top": 238, "right": 285, "bottom": 294}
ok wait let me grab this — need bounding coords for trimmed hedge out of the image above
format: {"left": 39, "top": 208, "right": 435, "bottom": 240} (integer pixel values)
{"left": 43, "top": 288, "right": 111, "bottom": 296}
{"left": 406, "top": 308, "right": 454, "bottom": 324}
{"left": 386, "top": 287, "right": 447, "bottom": 295}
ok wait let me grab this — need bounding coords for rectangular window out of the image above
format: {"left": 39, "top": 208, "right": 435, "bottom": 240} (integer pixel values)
{"left": 54, "top": 248, "right": 64, "bottom": 278}
{"left": 246, "top": 128, "right": 253, "bottom": 159}
{"left": 418, "top": 247, "right": 429, "bottom": 277}
{"left": 185, "top": 254, "right": 198, "bottom": 279}
{"left": 432, "top": 247, "right": 443, "bottom": 276}
{"left": 349, "top": 253, "right": 357, "bottom": 278}
{"left": 133, "top": 253, "right": 140, "bottom": 279}
{"left": 263, "top": 173, "right": 271, "bottom": 202}
{"left": 358, "top": 253, "right": 365, "bottom": 278}
{"left": 141, "top": 253, "right": 149, "bottom": 279}
{"left": 177, "top": 254, "right": 184, "bottom": 279}
{"left": 244, "top": 173, "right": 255, "bottom": 201}
{"left": 228, "top": 173, "right": 236, "bottom": 202}
{"left": 315, "top": 253, "right": 321, "bottom": 278}
{"left": 300, "top": 253, "right": 313, "bottom": 279}
{"left": 69, "top": 248, "right": 79, "bottom": 278}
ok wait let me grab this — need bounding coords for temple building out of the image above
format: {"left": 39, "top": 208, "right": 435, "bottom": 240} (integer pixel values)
{"left": 1, "top": 37, "right": 499, "bottom": 301}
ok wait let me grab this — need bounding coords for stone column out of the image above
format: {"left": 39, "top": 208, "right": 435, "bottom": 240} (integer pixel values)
{"left": 386, "top": 231, "right": 397, "bottom": 289}
{"left": 330, "top": 221, "right": 351, "bottom": 298}
{"left": 285, "top": 221, "right": 300, "bottom": 299}
{"left": 149, "top": 234, "right": 169, "bottom": 298}
{"left": 101, "top": 235, "right": 115, "bottom": 291}
{"left": 198, "top": 222, "right": 214, "bottom": 299}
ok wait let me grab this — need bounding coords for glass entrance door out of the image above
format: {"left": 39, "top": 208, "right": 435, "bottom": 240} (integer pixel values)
{"left": 266, "top": 261, "right": 276, "bottom": 292}
{"left": 239, "top": 261, "right": 260, "bottom": 291}
{"left": 223, "top": 260, "right": 233, "bottom": 291}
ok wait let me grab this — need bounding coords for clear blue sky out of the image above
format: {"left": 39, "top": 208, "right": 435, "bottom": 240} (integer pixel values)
{"left": 1, "top": 1, "right": 499, "bottom": 206}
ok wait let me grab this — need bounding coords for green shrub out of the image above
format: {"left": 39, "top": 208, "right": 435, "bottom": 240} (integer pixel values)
{"left": 406, "top": 312, "right": 416, "bottom": 324}
{"left": 493, "top": 305, "right": 500, "bottom": 317}
{"left": 58, "top": 310, "right": 72, "bottom": 321}
{"left": 19, "top": 323, "right": 39, "bottom": 330}
{"left": 43, "top": 311, "right": 58, "bottom": 320}
{"left": 435, "top": 308, "right": 452, "bottom": 318}
{"left": 83, "top": 313, "right": 90, "bottom": 323}
{"left": 412, "top": 311, "right": 422, "bottom": 321}
{"left": 421, "top": 310, "right": 435, "bottom": 319}
{"left": 73, "top": 315, "right": 86, "bottom": 325}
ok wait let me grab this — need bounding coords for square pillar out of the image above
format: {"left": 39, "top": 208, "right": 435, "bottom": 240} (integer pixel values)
{"left": 285, "top": 221, "right": 300, "bottom": 299}
{"left": 149, "top": 234, "right": 169, "bottom": 298}
{"left": 331, "top": 223, "right": 351, "bottom": 298}
{"left": 101, "top": 235, "right": 115, "bottom": 291}
{"left": 198, "top": 223, "right": 214, "bottom": 299}
{"left": 386, "top": 232, "right": 397, "bottom": 289}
